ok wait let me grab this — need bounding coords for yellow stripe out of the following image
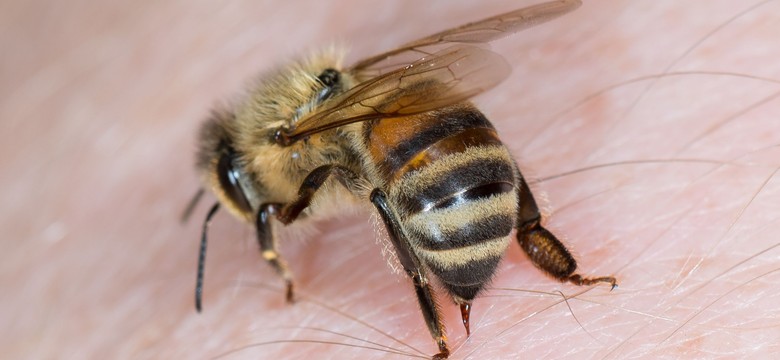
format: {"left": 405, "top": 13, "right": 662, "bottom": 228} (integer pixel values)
{"left": 417, "top": 236, "right": 510, "bottom": 268}
{"left": 405, "top": 191, "right": 516, "bottom": 236}
{"left": 390, "top": 145, "right": 513, "bottom": 202}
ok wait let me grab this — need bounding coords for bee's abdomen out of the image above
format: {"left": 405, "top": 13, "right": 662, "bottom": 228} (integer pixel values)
{"left": 364, "top": 104, "right": 501, "bottom": 181}
{"left": 371, "top": 104, "right": 517, "bottom": 216}
{"left": 398, "top": 151, "right": 517, "bottom": 299}
{"left": 394, "top": 145, "right": 517, "bottom": 260}
{"left": 396, "top": 156, "right": 515, "bottom": 215}
{"left": 370, "top": 105, "right": 518, "bottom": 300}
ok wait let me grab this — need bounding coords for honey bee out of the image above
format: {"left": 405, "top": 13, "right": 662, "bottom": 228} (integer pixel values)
{"left": 187, "top": 0, "right": 616, "bottom": 358}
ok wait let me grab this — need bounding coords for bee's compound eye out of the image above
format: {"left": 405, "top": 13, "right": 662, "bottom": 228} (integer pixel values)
{"left": 317, "top": 68, "right": 340, "bottom": 87}
{"left": 315, "top": 69, "right": 341, "bottom": 104}
{"left": 216, "top": 151, "right": 253, "bottom": 214}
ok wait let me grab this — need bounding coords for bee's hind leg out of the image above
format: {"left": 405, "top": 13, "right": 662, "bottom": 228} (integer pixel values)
{"left": 515, "top": 172, "right": 617, "bottom": 289}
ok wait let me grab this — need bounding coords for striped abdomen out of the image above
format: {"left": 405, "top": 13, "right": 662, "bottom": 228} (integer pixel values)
{"left": 364, "top": 103, "right": 518, "bottom": 301}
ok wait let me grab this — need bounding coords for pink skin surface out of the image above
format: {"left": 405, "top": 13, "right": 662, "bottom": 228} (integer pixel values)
{"left": 3, "top": 1, "right": 780, "bottom": 359}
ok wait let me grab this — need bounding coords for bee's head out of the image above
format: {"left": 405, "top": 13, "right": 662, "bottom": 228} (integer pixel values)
{"left": 196, "top": 108, "right": 259, "bottom": 222}
{"left": 194, "top": 48, "right": 354, "bottom": 221}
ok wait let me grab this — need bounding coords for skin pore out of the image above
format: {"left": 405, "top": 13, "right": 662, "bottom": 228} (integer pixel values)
{"left": 3, "top": 1, "right": 780, "bottom": 359}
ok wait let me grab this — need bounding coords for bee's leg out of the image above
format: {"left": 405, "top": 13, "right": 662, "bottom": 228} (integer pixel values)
{"left": 255, "top": 203, "right": 297, "bottom": 303}
{"left": 277, "top": 165, "right": 362, "bottom": 224}
{"left": 515, "top": 173, "right": 617, "bottom": 289}
{"left": 264, "top": 165, "right": 362, "bottom": 302}
{"left": 371, "top": 189, "right": 450, "bottom": 360}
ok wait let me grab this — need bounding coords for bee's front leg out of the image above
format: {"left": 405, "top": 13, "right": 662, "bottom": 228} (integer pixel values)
{"left": 265, "top": 164, "right": 363, "bottom": 302}
{"left": 255, "top": 203, "right": 295, "bottom": 303}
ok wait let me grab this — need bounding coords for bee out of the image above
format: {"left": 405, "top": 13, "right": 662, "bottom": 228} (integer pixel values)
{"left": 187, "top": 0, "right": 616, "bottom": 358}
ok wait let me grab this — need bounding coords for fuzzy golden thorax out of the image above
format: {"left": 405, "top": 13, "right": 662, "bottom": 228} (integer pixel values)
{"left": 196, "top": 49, "right": 360, "bottom": 221}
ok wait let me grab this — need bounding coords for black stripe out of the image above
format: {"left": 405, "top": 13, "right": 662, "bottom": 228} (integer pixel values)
{"left": 432, "top": 182, "right": 515, "bottom": 211}
{"left": 413, "top": 213, "right": 514, "bottom": 251}
{"left": 428, "top": 254, "right": 503, "bottom": 300}
{"left": 397, "top": 158, "right": 515, "bottom": 214}
{"left": 380, "top": 107, "right": 494, "bottom": 174}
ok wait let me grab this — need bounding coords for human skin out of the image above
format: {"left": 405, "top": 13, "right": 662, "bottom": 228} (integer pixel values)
{"left": 2, "top": 1, "right": 780, "bottom": 359}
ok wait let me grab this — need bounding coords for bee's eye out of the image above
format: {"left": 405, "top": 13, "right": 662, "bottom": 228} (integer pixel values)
{"left": 315, "top": 69, "right": 340, "bottom": 103}
{"left": 216, "top": 151, "right": 253, "bottom": 214}
{"left": 317, "top": 68, "right": 340, "bottom": 87}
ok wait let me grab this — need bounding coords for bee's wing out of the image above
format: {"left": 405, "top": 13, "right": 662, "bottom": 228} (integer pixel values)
{"left": 351, "top": 0, "right": 581, "bottom": 76}
{"left": 277, "top": 1, "right": 582, "bottom": 145}
{"left": 276, "top": 45, "right": 510, "bottom": 145}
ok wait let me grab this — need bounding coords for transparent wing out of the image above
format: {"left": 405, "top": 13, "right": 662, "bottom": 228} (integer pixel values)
{"left": 351, "top": 0, "right": 581, "bottom": 76}
{"left": 276, "top": 45, "right": 510, "bottom": 145}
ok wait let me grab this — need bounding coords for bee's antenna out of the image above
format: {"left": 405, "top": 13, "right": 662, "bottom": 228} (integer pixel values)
{"left": 195, "top": 202, "right": 220, "bottom": 312}
{"left": 181, "top": 188, "right": 205, "bottom": 224}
